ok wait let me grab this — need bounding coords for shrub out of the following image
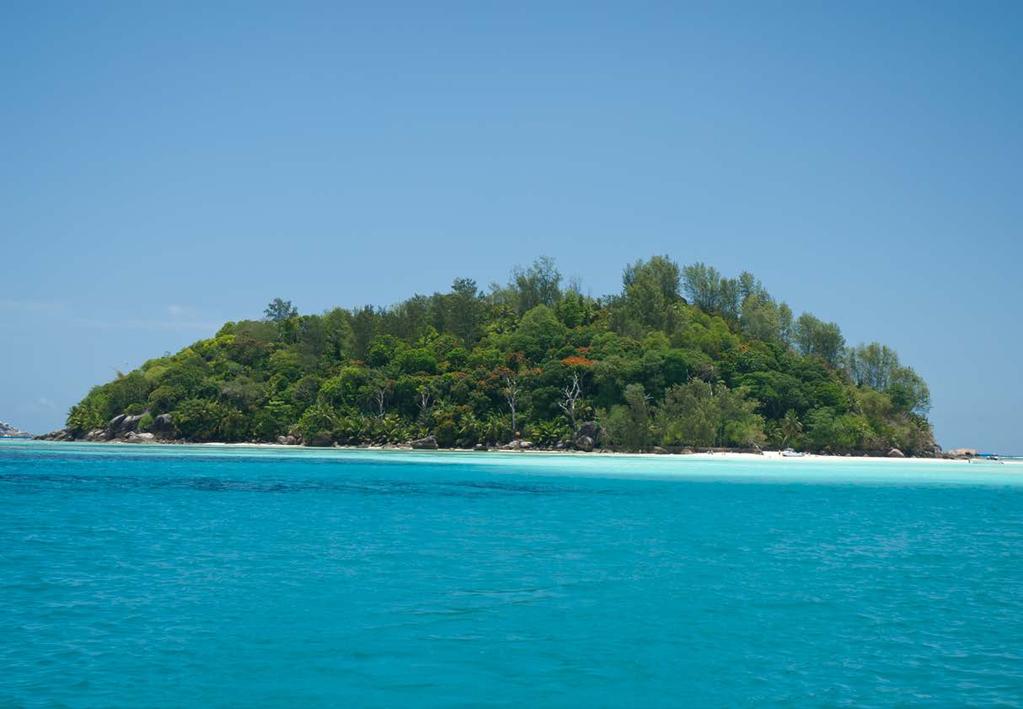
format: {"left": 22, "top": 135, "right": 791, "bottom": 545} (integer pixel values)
{"left": 526, "top": 419, "right": 571, "bottom": 447}
{"left": 172, "top": 399, "right": 231, "bottom": 442}
{"left": 137, "top": 412, "right": 155, "bottom": 432}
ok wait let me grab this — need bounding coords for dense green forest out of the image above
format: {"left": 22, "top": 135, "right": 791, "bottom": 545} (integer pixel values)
{"left": 61, "top": 257, "right": 937, "bottom": 455}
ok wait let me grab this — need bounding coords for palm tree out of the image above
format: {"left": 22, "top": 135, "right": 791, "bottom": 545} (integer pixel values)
{"left": 780, "top": 410, "right": 803, "bottom": 449}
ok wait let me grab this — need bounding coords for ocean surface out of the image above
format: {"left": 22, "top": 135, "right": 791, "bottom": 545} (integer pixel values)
{"left": 2, "top": 441, "right": 1022, "bottom": 707}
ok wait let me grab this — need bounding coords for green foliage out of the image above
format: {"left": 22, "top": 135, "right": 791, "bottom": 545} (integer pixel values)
{"left": 846, "top": 342, "right": 899, "bottom": 389}
{"left": 846, "top": 342, "right": 930, "bottom": 415}
{"left": 504, "top": 256, "right": 562, "bottom": 314}
{"left": 887, "top": 366, "right": 931, "bottom": 415}
{"left": 65, "top": 257, "right": 935, "bottom": 454}
{"left": 446, "top": 277, "right": 485, "bottom": 345}
{"left": 615, "top": 256, "right": 683, "bottom": 333}
{"left": 253, "top": 398, "right": 293, "bottom": 440}
{"left": 66, "top": 371, "right": 151, "bottom": 432}
{"left": 793, "top": 313, "right": 845, "bottom": 368}
{"left": 602, "top": 384, "right": 654, "bottom": 450}
{"left": 319, "top": 367, "right": 370, "bottom": 408}
{"left": 395, "top": 348, "right": 438, "bottom": 375}
{"left": 67, "top": 396, "right": 108, "bottom": 433}
{"left": 264, "top": 298, "right": 298, "bottom": 322}
{"left": 555, "top": 290, "right": 594, "bottom": 328}
{"left": 512, "top": 305, "right": 567, "bottom": 360}
{"left": 172, "top": 399, "right": 238, "bottom": 442}
{"left": 526, "top": 419, "right": 571, "bottom": 447}
{"left": 137, "top": 412, "right": 155, "bottom": 432}
{"left": 656, "top": 380, "right": 718, "bottom": 446}
{"left": 778, "top": 410, "right": 803, "bottom": 448}
{"left": 803, "top": 408, "right": 873, "bottom": 453}
{"left": 295, "top": 404, "right": 338, "bottom": 446}
{"left": 681, "top": 262, "right": 740, "bottom": 319}
{"left": 655, "top": 380, "right": 765, "bottom": 448}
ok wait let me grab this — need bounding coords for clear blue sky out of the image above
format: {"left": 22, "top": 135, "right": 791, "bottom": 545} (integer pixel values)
{"left": 1, "top": 2, "right": 1020, "bottom": 452}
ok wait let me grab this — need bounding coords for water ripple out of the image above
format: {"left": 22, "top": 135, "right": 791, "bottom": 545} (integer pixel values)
{"left": 1, "top": 443, "right": 1022, "bottom": 706}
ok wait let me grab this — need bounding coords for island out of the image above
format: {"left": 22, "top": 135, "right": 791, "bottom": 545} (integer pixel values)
{"left": 0, "top": 420, "right": 31, "bottom": 439}
{"left": 41, "top": 257, "right": 939, "bottom": 457}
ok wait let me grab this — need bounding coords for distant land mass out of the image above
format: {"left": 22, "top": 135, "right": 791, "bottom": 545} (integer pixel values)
{"left": 41, "top": 257, "right": 939, "bottom": 456}
{"left": 0, "top": 420, "right": 31, "bottom": 438}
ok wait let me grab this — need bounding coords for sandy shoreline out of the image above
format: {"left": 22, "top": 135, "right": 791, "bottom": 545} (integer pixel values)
{"left": 208, "top": 445, "right": 992, "bottom": 464}
{"left": 12, "top": 436, "right": 1017, "bottom": 468}
{"left": 19, "top": 438, "right": 999, "bottom": 465}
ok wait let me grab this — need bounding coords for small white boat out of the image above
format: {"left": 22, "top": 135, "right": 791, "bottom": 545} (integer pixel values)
{"left": 781, "top": 448, "right": 805, "bottom": 458}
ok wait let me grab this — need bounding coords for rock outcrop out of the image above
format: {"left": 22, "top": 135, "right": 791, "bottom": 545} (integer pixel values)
{"left": 573, "top": 421, "right": 600, "bottom": 452}
{"left": 411, "top": 435, "right": 439, "bottom": 450}
{"left": 150, "top": 414, "right": 176, "bottom": 439}
{"left": 0, "top": 420, "right": 31, "bottom": 438}
{"left": 35, "top": 428, "right": 73, "bottom": 441}
{"left": 304, "top": 432, "right": 334, "bottom": 447}
{"left": 107, "top": 414, "right": 144, "bottom": 438}
{"left": 124, "top": 432, "right": 155, "bottom": 443}
{"left": 500, "top": 439, "right": 534, "bottom": 450}
{"left": 37, "top": 410, "right": 176, "bottom": 444}
{"left": 573, "top": 435, "right": 594, "bottom": 452}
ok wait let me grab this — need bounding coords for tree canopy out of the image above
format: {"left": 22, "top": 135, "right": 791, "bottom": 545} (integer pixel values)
{"left": 264, "top": 298, "right": 297, "bottom": 322}
{"left": 65, "top": 256, "right": 938, "bottom": 455}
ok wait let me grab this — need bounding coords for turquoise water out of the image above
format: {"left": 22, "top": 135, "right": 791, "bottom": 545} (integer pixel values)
{"left": 2, "top": 442, "right": 1022, "bottom": 706}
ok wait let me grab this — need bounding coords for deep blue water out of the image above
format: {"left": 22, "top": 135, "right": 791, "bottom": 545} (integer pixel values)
{"left": 2, "top": 442, "right": 1022, "bottom": 707}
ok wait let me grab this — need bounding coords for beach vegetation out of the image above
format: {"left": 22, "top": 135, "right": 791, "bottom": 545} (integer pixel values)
{"left": 64, "top": 256, "right": 938, "bottom": 455}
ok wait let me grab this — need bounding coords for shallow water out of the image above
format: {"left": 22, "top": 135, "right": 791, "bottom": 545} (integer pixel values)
{"left": 2, "top": 441, "right": 1022, "bottom": 706}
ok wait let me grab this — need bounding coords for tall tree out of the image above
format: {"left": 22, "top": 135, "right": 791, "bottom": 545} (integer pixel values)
{"left": 447, "top": 277, "right": 485, "bottom": 346}
{"left": 509, "top": 256, "right": 562, "bottom": 314}
{"left": 350, "top": 306, "right": 377, "bottom": 361}
{"left": 618, "top": 255, "right": 683, "bottom": 331}
{"left": 793, "top": 313, "right": 845, "bottom": 367}
{"left": 846, "top": 342, "right": 900, "bottom": 390}
{"left": 848, "top": 343, "right": 931, "bottom": 415}
{"left": 681, "top": 262, "right": 740, "bottom": 319}
{"left": 264, "top": 298, "right": 297, "bottom": 322}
